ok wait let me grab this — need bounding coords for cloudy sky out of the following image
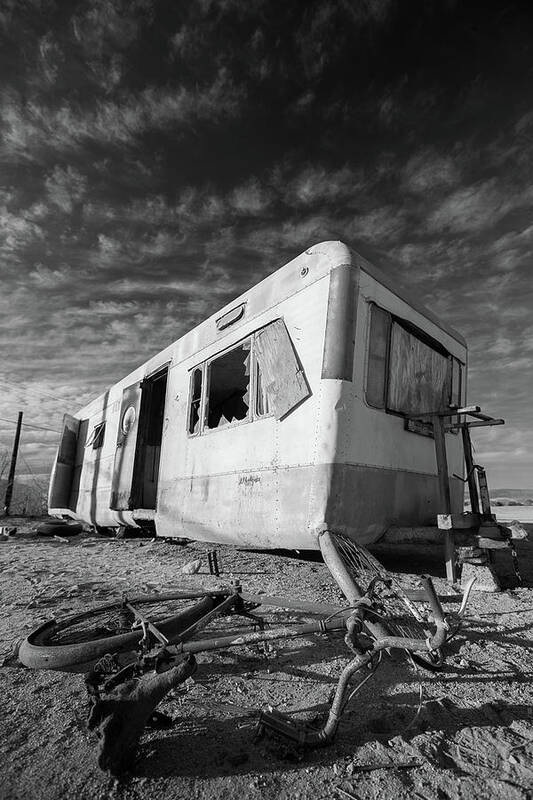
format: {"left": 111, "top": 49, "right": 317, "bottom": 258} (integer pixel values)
{"left": 0, "top": 0, "right": 532, "bottom": 491}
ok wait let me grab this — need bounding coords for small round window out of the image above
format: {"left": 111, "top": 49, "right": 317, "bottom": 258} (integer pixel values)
{"left": 121, "top": 406, "right": 136, "bottom": 435}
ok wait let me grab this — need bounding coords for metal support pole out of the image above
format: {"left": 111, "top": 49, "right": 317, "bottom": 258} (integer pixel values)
{"left": 3, "top": 411, "right": 23, "bottom": 517}
{"left": 461, "top": 425, "right": 480, "bottom": 515}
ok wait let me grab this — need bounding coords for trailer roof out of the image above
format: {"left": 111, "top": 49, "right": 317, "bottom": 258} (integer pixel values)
{"left": 78, "top": 241, "right": 466, "bottom": 416}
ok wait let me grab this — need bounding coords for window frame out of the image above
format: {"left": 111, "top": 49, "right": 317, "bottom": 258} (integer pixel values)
{"left": 186, "top": 333, "right": 273, "bottom": 437}
{"left": 86, "top": 420, "right": 106, "bottom": 450}
{"left": 187, "top": 364, "right": 205, "bottom": 436}
{"left": 203, "top": 337, "right": 253, "bottom": 432}
{"left": 364, "top": 303, "right": 391, "bottom": 410}
{"left": 364, "top": 302, "right": 464, "bottom": 431}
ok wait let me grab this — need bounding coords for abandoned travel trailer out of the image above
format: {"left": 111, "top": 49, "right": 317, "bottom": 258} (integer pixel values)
{"left": 48, "top": 241, "right": 467, "bottom": 549}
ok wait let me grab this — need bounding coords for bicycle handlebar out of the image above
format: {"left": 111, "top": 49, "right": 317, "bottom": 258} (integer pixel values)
{"left": 257, "top": 574, "right": 451, "bottom": 746}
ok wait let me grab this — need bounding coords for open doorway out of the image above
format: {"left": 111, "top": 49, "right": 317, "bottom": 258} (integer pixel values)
{"left": 131, "top": 366, "right": 168, "bottom": 510}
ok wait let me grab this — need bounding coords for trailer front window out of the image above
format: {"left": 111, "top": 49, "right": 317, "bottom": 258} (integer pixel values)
{"left": 387, "top": 322, "right": 449, "bottom": 415}
{"left": 366, "top": 304, "right": 463, "bottom": 420}
{"left": 366, "top": 305, "right": 391, "bottom": 409}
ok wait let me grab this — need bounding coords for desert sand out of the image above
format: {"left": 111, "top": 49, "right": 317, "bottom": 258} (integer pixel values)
{"left": 1, "top": 518, "right": 532, "bottom": 800}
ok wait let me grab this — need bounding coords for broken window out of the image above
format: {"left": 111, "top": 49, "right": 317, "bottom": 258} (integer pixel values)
{"left": 205, "top": 341, "right": 251, "bottom": 429}
{"left": 188, "top": 367, "right": 203, "bottom": 434}
{"left": 187, "top": 320, "right": 310, "bottom": 433}
{"left": 366, "top": 304, "right": 463, "bottom": 420}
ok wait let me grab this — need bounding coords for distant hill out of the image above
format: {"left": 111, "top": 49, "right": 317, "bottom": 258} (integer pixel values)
{"left": 491, "top": 489, "right": 533, "bottom": 499}
{"left": 464, "top": 487, "right": 533, "bottom": 507}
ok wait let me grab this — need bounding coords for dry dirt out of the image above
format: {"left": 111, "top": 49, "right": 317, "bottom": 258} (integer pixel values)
{"left": 1, "top": 518, "right": 533, "bottom": 800}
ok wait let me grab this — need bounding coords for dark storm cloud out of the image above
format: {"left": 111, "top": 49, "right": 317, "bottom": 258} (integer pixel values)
{"left": 1, "top": 0, "right": 532, "bottom": 484}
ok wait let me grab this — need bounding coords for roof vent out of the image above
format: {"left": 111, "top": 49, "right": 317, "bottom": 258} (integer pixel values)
{"left": 216, "top": 303, "right": 245, "bottom": 331}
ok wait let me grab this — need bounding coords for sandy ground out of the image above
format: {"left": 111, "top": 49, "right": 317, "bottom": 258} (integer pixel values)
{"left": 1, "top": 518, "right": 533, "bottom": 800}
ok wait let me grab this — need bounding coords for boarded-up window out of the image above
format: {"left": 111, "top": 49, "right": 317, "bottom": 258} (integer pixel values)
{"left": 206, "top": 341, "right": 251, "bottom": 429}
{"left": 366, "top": 304, "right": 463, "bottom": 420}
{"left": 366, "top": 305, "right": 391, "bottom": 409}
{"left": 254, "top": 319, "right": 310, "bottom": 420}
{"left": 387, "top": 323, "right": 449, "bottom": 415}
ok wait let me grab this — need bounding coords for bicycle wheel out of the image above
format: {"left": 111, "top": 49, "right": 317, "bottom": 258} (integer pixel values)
{"left": 320, "top": 532, "right": 443, "bottom": 669}
{"left": 18, "top": 590, "right": 228, "bottom": 672}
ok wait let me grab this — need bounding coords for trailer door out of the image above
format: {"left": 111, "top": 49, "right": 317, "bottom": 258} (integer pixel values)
{"left": 109, "top": 381, "right": 142, "bottom": 511}
{"left": 48, "top": 413, "right": 81, "bottom": 509}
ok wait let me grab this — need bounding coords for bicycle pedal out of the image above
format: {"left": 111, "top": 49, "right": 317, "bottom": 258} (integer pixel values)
{"left": 257, "top": 706, "right": 311, "bottom": 745}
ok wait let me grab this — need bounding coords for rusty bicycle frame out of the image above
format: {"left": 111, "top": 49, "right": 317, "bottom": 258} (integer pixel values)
{"left": 19, "top": 532, "right": 474, "bottom": 747}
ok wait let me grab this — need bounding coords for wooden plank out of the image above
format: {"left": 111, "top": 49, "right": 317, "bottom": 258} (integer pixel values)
{"left": 407, "top": 405, "right": 479, "bottom": 419}
{"left": 468, "top": 410, "right": 494, "bottom": 421}
{"left": 476, "top": 467, "right": 492, "bottom": 517}
{"left": 254, "top": 319, "right": 311, "bottom": 420}
{"left": 476, "top": 537, "right": 510, "bottom": 550}
{"left": 437, "top": 512, "right": 480, "bottom": 530}
{"left": 387, "top": 323, "right": 449, "bottom": 415}
{"left": 433, "top": 416, "right": 456, "bottom": 583}
{"left": 470, "top": 418, "right": 504, "bottom": 428}
{"left": 445, "top": 419, "right": 504, "bottom": 431}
